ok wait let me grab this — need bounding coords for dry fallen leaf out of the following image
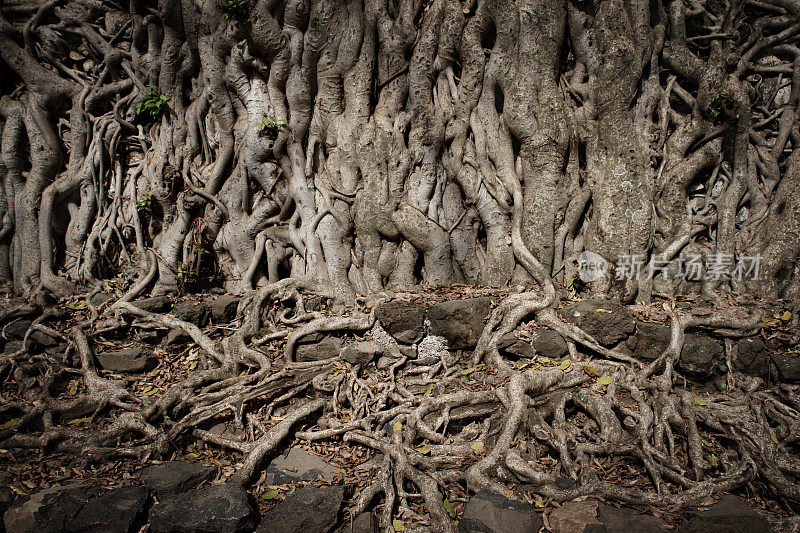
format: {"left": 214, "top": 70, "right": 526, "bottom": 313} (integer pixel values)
{"left": 461, "top": 363, "right": 485, "bottom": 376}
{"left": 9, "top": 486, "right": 28, "bottom": 496}
{"left": 0, "top": 418, "right": 20, "bottom": 431}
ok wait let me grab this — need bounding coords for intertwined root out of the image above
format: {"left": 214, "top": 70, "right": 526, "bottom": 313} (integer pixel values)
{"left": 1, "top": 284, "right": 798, "bottom": 532}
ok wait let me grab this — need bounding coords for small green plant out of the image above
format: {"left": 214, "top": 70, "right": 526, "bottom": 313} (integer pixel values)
{"left": 193, "top": 242, "right": 209, "bottom": 256}
{"left": 176, "top": 260, "right": 189, "bottom": 295}
{"left": 137, "top": 191, "right": 154, "bottom": 212}
{"left": 708, "top": 91, "right": 734, "bottom": 119}
{"left": 136, "top": 88, "right": 170, "bottom": 120}
{"left": 192, "top": 242, "right": 210, "bottom": 277}
{"left": 257, "top": 115, "right": 285, "bottom": 140}
{"left": 222, "top": 0, "right": 249, "bottom": 21}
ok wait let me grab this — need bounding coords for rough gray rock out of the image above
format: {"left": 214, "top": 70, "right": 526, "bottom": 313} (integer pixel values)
{"left": 256, "top": 485, "right": 344, "bottom": 533}
{"left": 138, "top": 461, "right": 215, "bottom": 499}
{"left": 596, "top": 502, "right": 669, "bottom": 533}
{"left": 211, "top": 294, "right": 239, "bottom": 323}
{"left": 558, "top": 300, "right": 636, "bottom": 347}
{"left": 305, "top": 296, "right": 325, "bottom": 311}
{"left": 2, "top": 483, "right": 101, "bottom": 533}
{"left": 678, "top": 495, "right": 768, "bottom": 533}
{"left": 628, "top": 321, "right": 671, "bottom": 361}
{"left": 733, "top": 337, "right": 769, "bottom": 377}
{"left": 43, "top": 343, "right": 69, "bottom": 363}
{"left": 530, "top": 329, "right": 568, "bottom": 358}
{"left": 458, "top": 489, "right": 542, "bottom": 533}
{"left": 97, "top": 347, "right": 157, "bottom": 373}
{"left": 164, "top": 328, "right": 191, "bottom": 346}
{"left": 265, "top": 448, "right": 340, "bottom": 484}
{"left": 340, "top": 341, "right": 383, "bottom": 366}
{"left": 427, "top": 297, "right": 494, "bottom": 350}
{"left": 3, "top": 318, "right": 33, "bottom": 341}
{"left": 28, "top": 330, "right": 59, "bottom": 351}
{"left": 375, "top": 301, "right": 426, "bottom": 344}
{"left": 149, "top": 482, "right": 257, "bottom": 533}
{"left": 376, "top": 354, "right": 401, "bottom": 370}
{"left": 497, "top": 333, "right": 537, "bottom": 358}
{"left": 3, "top": 320, "right": 32, "bottom": 340}
{"left": 134, "top": 328, "right": 164, "bottom": 345}
{"left": 66, "top": 485, "right": 148, "bottom": 533}
{"left": 631, "top": 325, "right": 764, "bottom": 378}
{"left": 770, "top": 352, "right": 800, "bottom": 383}
{"left": 548, "top": 500, "right": 603, "bottom": 533}
{"left": 172, "top": 300, "right": 211, "bottom": 327}
{"left": 345, "top": 512, "right": 377, "bottom": 533}
{"left": 0, "top": 484, "right": 13, "bottom": 533}
{"left": 132, "top": 295, "right": 172, "bottom": 313}
{"left": 296, "top": 336, "right": 343, "bottom": 362}
{"left": 2, "top": 340, "right": 23, "bottom": 355}
{"left": 679, "top": 334, "right": 724, "bottom": 376}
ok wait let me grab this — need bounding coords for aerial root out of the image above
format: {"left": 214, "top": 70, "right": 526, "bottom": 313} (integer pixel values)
{"left": 232, "top": 398, "right": 326, "bottom": 485}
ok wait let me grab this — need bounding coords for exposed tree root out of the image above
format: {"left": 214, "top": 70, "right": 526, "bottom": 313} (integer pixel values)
{"left": 1, "top": 283, "right": 798, "bottom": 531}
